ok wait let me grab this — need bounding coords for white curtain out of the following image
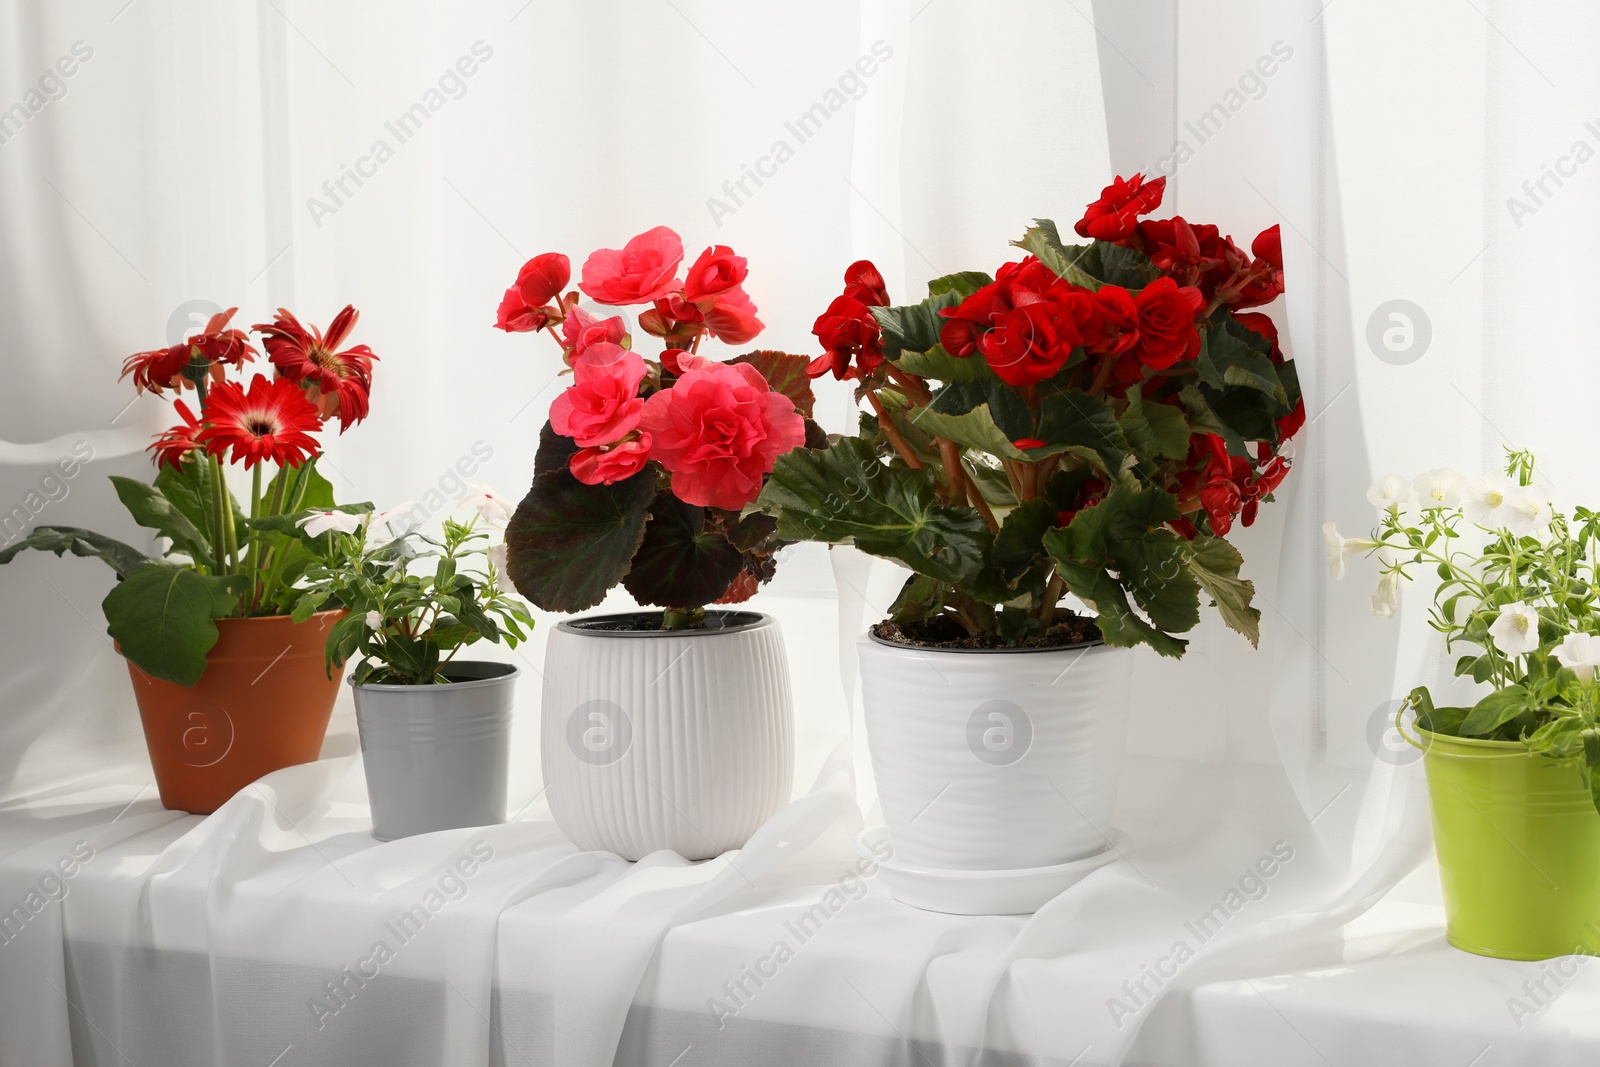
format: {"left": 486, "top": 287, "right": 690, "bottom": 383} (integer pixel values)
{"left": 0, "top": 1, "right": 1584, "bottom": 1065}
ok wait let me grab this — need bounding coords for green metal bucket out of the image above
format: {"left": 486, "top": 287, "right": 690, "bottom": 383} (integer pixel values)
{"left": 1416, "top": 727, "right": 1600, "bottom": 960}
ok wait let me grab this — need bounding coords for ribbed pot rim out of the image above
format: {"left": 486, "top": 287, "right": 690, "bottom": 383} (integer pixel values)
{"left": 350, "top": 660, "right": 519, "bottom": 692}
{"left": 557, "top": 610, "right": 770, "bottom": 638}
{"left": 864, "top": 629, "right": 1107, "bottom": 655}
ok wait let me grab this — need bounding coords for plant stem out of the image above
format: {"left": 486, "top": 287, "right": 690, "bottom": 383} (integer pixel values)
{"left": 1089, "top": 356, "right": 1119, "bottom": 396}
{"left": 885, "top": 367, "right": 931, "bottom": 405}
{"left": 1039, "top": 570, "right": 1066, "bottom": 629}
{"left": 864, "top": 390, "right": 924, "bottom": 470}
{"left": 662, "top": 606, "right": 705, "bottom": 630}
{"left": 960, "top": 459, "right": 1001, "bottom": 534}
{"left": 936, "top": 439, "right": 967, "bottom": 506}
{"left": 245, "top": 465, "right": 263, "bottom": 596}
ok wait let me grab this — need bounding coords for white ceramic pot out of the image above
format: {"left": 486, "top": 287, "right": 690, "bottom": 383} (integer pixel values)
{"left": 858, "top": 634, "right": 1133, "bottom": 871}
{"left": 352, "top": 661, "right": 517, "bottom": 841}
{"left": 540, "top": 611, "right": 794, "bottom": 861}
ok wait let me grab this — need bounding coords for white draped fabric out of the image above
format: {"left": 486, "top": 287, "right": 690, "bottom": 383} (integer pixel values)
{"left": 2, "top": 1, "right": 1597, "bottom": 1064}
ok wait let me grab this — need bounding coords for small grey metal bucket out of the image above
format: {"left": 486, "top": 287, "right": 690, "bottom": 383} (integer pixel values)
{"left": 351, "top": 661, "right": 518, "bottom": 841}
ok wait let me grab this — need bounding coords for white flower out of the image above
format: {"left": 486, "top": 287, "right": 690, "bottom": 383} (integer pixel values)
{"left": 364, "top": 610, "right": 383, "bottom": 631}
{"left": 367, "top": 501, "right": 421, "bottom": 533}
{"left": 1323, "top": 521, "right": 1377, "bottom": 580}
{"left": 488, "top": 542, "right": 517, "bottom": 595}
{"left": 1553, "top": 632, "right": 1600, "bottom": 683}
{"left": 1464, "top": 473, "right": 1517, "bottom": 530}
{"left": 1366, "top": 474, "right": 1412, "bottom": 512}
{"left": 1413, "top": 468, "right": 1464, "bottom": 509}
{"left": 461, "top": 482, "right": 515, "bottom": 527}
{"left": 1488, "top": 601, "right": 1541, "bottom": 656}
{"left": 1502, "top": 484, "right": 1552, "bottom": 539}
{"left": 298, "top": 509, "right": 364, "bottom": 537}
{"left": 1371, "top": 570, "right": 1401, "bottom": 618}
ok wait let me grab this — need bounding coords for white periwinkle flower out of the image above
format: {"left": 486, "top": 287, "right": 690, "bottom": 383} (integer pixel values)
{"left": 1413, "top": 468, "right": 1464, "bottom": 509}
{"left": 461, "top": 482, "right": 515, "bottom": 527}
{"left": 1366, "top": 474, "right": 1411, "bottom": 512}
{"left": 298, "top": 509, "right": 363, "bottom": 537}
{"left": 1488, "top": 601, "right": 1541, "bottom": 656}
{"left": 1323, "top": 521, "right": 1377, "bottom": 580}
{"left": 364, "top": 610, "right": 383, "bottom": 631}
{"left": 1553, "top": 632, "right": 1600, "bottom": 683}
{"left": 1371, "top": 570, "right": 1402, "bottom": 618}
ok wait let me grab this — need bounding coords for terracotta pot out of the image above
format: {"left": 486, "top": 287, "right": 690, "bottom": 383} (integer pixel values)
{"left": 124, "top": 611, "right": 347, "bottom": 814}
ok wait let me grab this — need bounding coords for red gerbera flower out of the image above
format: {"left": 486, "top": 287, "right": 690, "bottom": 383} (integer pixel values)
{"left": 197, "top": 374, "right": 324, "bottom": 470}
{"left": 188, "top": 308, "right": 256, "bottom": 369}
{"left": 147, "top": 399, "right": 203, "bottom": 469}
{"left": 255, "top": 305, "right": 378, "bottom": 431}
{"left": 121, "top": 343, "right": 190, "bottom": 395}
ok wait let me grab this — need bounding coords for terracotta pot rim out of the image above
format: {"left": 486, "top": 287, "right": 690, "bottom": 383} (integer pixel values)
{"left": 212, "top": 608, "right": 349, "bottom": 626}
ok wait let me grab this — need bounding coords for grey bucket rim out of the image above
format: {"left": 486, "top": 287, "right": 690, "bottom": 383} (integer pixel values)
{"left": 348, "top": 659, "right": 520, "bottom": 692}
{"left": 556, "top": 610, "right": 772, "bottom": 638}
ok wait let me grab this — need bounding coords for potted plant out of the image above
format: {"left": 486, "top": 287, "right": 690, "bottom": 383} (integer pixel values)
{"left": 292, "top": 499, "right": 533, "bottom": 841}
{"left": 753, "top": 174, "right": 1299, "bottom": 906}
{"left": 493, "top": 227, "right": 819, "bottom": 860}
{"left": 1330, "top": 450, "right": 1600, "bottom": 959}
{"left": 0, "top": 305, "right": 380, "bottom": 813}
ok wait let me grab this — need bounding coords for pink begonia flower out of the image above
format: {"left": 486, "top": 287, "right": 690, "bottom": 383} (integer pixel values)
{"left": 637, "top": 355, "right": 803, "bottom": 509}
{"left": 701, "top": 285, "right": 764, "bottom": 344}
{"left": 548, "top": 344, "right": 647, "bottom": 448}
{"left": 570, "top": 435, "right": 653, "bottom": 486}
{"left": 561, "top": 305, "right": 628, "bottom": 361}
{"left": 683, "top": 245, "right": 748, "bottom": 304}
{"left": 578, "top": 226, "right": 684, "bottom": 306}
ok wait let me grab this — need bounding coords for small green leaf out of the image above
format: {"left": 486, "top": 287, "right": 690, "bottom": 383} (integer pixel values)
{"left": 1460, "top": 686, "right": 1530, "bottom": 737}
{"left": 102, "top": 564, "right": 246, "bottom": 685}
{"left": 927, "top": 271, "right": 994, "bottom": 299}
{"left": 888, "top": 573, "right": 943, "bottom": 622}
{"left": 1034, "top": 386, "right": 1128, "bottom": 473}
{"left": 729, "top": 350, "right": 816, "bottom": 419}
{"left": 908, "top": 404, "right": 1029, "bottom": 460}
{"left": 753, "top": 437, "right": 992, "bottom": 586}
{"left": 111, "top": 475, "right": 213, "bottom": 568}
{"left": 1187, "top": 534, "right": 1261, "bottom": 647}
{"left": 871, "top": 290, "right": 961, "bottom": 360}
{"left": 892, "top": 344, "right": 987, "bottom": 382}
{"left": 1118, "top": 392, "right": 1190, "bottom": 462}
{"left": 1010, "top": 219, "right": 1101, "bottom": 290}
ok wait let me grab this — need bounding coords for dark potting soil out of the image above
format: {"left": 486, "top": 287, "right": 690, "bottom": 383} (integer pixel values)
{"left": 566, "top": 610, "right": 763, "bottom": 633}
{"left": 870, "top": 613, "right": 1102, "bottom": 651}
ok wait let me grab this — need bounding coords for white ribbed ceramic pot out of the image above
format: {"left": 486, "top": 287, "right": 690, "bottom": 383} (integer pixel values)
{"left": 541, "top": 611, "right": 794, "bottom": 861}
{"left": 858, "top": 634, "right": 1134, "bottom": 871}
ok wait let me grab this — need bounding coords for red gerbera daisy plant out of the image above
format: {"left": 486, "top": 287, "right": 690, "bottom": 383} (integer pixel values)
{"left": 197, "top": 373, "right": 324, "bottom": 470}
{"left": 1, "top": 299, "right": 385, "bottom": 687}
{"left": 255, "top": 305, "right": 378, "bottom": 431}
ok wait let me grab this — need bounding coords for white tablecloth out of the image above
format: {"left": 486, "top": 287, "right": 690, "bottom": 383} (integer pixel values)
{"left": 2, "top": 586, "right": 1596, "bottom": 1067}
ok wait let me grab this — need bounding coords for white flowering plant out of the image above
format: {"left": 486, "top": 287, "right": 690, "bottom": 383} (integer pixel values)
{"left": 1328, "top": 451, "right": 1600, "bottom": 810}
{"left": 288, "top": 490, "right": 533, "bottom": 686}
